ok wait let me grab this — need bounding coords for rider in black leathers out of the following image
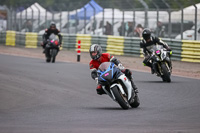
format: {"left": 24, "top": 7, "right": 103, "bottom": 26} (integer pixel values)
{"left": 42, "top": 22, "right": 62, "bottom": 53}
{"left": 140, "top": 29, "right": 172, "bottom": 74}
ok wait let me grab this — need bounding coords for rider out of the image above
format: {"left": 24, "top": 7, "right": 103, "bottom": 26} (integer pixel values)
{"left": 41, "top": 22, "right": 62, "bottom": 53}
{"left": 140, "top": 28, "right": 172, "bottom": 74}
{"left": 89, "top": 44, "right": 138, "bottom": 95}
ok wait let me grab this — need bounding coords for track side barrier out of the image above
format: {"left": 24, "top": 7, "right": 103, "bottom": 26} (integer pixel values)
{"left": 106, "top": 35, "right": 124, "bottom": 55}
{"left": 62, "top": 34, "right": 76, "bottom": 50}
{"left": 16, "top": 32, "right": 26, "bottom": 46}
{"left": 1, "top": 31, "right": 200, "bottom": 63}
{"left": 6, "top": 31, "right": 16, "bottom": 46}
{"left": 181, "top": 40, "right": 200, "bottom": 63}
{"left": 76, "top": 34, "right": 91, "bottom": 52}
{"left": 0, "top": 31, "right": 6, "bottom": 45}
{"left": 124, "top": 37, "right": 141, "bottom": 57}
{"left": 25, "top": 32, "right": 38, "bottom": 48}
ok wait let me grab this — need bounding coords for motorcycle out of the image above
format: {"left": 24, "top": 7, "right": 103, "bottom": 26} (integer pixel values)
{"left": 45, "top": 34, "right": 60, "bottom": 63}
{"left": 97, "top": 62, "right": 140, "bottom": 110}
{"left": 148, "top": 45, "right": 172, "bottom": 82}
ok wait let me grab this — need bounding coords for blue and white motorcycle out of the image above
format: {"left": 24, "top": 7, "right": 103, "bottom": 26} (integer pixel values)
{"left": 97, "top": 62, "right": 140, "bottom": 110}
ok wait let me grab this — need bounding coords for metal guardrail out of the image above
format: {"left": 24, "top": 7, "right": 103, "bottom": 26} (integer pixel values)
{"left": 181, "top": 40, "right": 200, "bottom": 63}
{"left": 0, "top": 31, "right": 6, "bottom": 45}
{"left": 124, "top": 37, "right": 141, "bottom": 57}
{"left": 1, "top": 31, "right": 200, "bottom": 63}
{"left": 162, "top": 38, "right": 183, "bottom": 61}
{"left": 16, "top": 32, "right": 26, "bottom": 46}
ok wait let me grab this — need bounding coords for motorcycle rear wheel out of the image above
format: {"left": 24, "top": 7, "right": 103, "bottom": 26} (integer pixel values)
{"left": 112, "top": 86, "right": 129, "bottom": 110}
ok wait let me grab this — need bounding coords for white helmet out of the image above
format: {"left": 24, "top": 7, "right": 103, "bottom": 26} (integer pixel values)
{"left": 89, "top": 44, "right": 102, "bottom": 60}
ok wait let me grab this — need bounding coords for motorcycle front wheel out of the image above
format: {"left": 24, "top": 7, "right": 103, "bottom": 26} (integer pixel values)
{"left": 130, "top": 94, "right": 140, "bottom": 108}
{"left": 161, "top": 63, "right": 171, "bottom": 82}
{"left": 112, "top": 86, "right": 129, "bottom": 110}
{"left": 45, "top": 48, "right": 51, "bottom": 63}
{"left": 51, "top": 49, "right": 58, "bottom": 63}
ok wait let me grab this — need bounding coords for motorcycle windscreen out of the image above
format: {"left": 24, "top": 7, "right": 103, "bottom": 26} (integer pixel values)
{"left": 98, "top": 62, "right": 113, "bottom": 83}
{"left": 49, "top": 33, "right": 58, "bottom": 41}
{"left": 98, "top": 62, "right": 111, "bottom": 72}
{"left": 148, "top": 45, "right": 163, "bottom": 54}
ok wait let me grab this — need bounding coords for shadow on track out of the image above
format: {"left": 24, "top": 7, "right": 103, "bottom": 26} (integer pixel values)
{"left": 82, "top": 106, "right": 141, "bottom": 111}
{"left": 136, "top": 80, "right": 181, "bottom": 84}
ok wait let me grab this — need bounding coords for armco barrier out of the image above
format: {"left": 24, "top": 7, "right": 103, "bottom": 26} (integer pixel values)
{"left": 25, "top": 32, "right": 38, "bottom": 48}
{"left": 124, "top": 37, "right": 141, "bottom": 57}
{"left": 16, "top": 32, "right": 26, "bottom": 46}
{"left": 181, "top": 40, "right": 200, "bottom": 63}
{"left": 62, "top": 34, "right": 76, "bottom": 50}
{"left": 106, "top": 35, "right": 124, "bottom": 55}
{"left": 6, "top": 31, "right": 16, "bottom": 46}
{"left": 76, "top": 34, "right": 92, "bottom": 52}
{"left": 0, "top": 31, "right": 6, "bottom": 45}
{"left": 1, "top": 31, "right": 200, "bottom": 63}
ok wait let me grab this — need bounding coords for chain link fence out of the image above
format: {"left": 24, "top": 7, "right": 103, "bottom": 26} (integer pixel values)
{"left": 3, "top": 2, "right": 200, "bottom": 40}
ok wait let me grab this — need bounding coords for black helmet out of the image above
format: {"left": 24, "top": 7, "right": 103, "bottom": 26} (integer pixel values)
{"left": 50, "top": 22, "right": 56, "bottom": 28}
{"left": 142, "top": 29, "right": 151, "bottom": 40}
{"left": 89, "top": 44, "right": 102, "bottom": 60}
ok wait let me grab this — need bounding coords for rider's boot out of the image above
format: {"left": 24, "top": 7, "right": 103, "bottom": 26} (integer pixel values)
{"left": 96, "top": 85, "right": 106, "bottom": 95}
{"left": 130, "top": 79, "right": 138, "bottom": 94}
{"left": 122, "top": 69, "right": 139, "bottom": 94}
{"left": 169, "top": 60, "right": 172, "bottom": 72}
{"left": 151, "top": 67, "right": 155, "bottom": 74}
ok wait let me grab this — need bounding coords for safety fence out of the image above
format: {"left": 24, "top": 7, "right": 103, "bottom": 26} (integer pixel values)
{"left": 0, "top": 31, "right": 200, "bottom": 63}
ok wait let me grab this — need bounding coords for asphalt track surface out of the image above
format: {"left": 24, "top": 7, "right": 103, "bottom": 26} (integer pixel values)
{"left": 0, "top": 54, "right": 200, "bottom": 133}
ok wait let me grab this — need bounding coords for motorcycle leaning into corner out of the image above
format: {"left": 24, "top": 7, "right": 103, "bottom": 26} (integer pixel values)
{"left": 147, "top": 45, "right": 172, "bottom": 82}
{"left": 97, "top": 62, "right": 140, "bottom": 110}
{"left": 45, "top": 34, "right": 61, "bottom": 63}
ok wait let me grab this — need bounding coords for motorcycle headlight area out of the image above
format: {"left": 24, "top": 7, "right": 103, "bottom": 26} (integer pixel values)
{"left": 156, "top": 50, "right": 161, "bottom": 55}
{"left": 156, "top": 57, "right": 160, "bottom": 61}
{"left": 161, "top": 53, "right": 166, "bottom": 60}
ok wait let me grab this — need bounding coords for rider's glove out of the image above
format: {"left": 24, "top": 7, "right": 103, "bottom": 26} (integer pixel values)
{"left": 91, "top": 69, "right": 98, "bottom": 80}
{"left": 118, "top": 63, "right": 125, "bottom": 70}
{"left": 166, "top": 47, "right": 171, "bottom": 51}
{"left": 59, "top": 43, "right": 61, "bottom": 46}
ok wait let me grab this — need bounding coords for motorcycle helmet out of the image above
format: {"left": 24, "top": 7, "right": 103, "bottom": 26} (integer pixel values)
{"left": 142, "top": 28, "right": 151, "bottom": 40}
{"left": 89, "top": 44, "right": 102, "bottom": 60}
{"left": 50, "top": 22, "right": 56, "bottom": 29}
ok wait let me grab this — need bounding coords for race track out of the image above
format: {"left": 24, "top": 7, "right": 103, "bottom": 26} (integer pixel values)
{"left": 0, "top": 54, "right": 200, "bottom": 133}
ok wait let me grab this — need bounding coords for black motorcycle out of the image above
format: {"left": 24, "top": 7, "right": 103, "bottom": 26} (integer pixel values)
{"left": 148, "top": 45, "right": 172, "bottom": 82}
{"left": 45, "top": 34, "right": 60, "bottom": 63}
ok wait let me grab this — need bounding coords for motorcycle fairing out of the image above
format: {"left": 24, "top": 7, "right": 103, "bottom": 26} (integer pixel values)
{"left": 97, "top": 62, "right": 122, "bottom": 85}
{"left": 98, "top": 62, "right": 114, "bottom": 82}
